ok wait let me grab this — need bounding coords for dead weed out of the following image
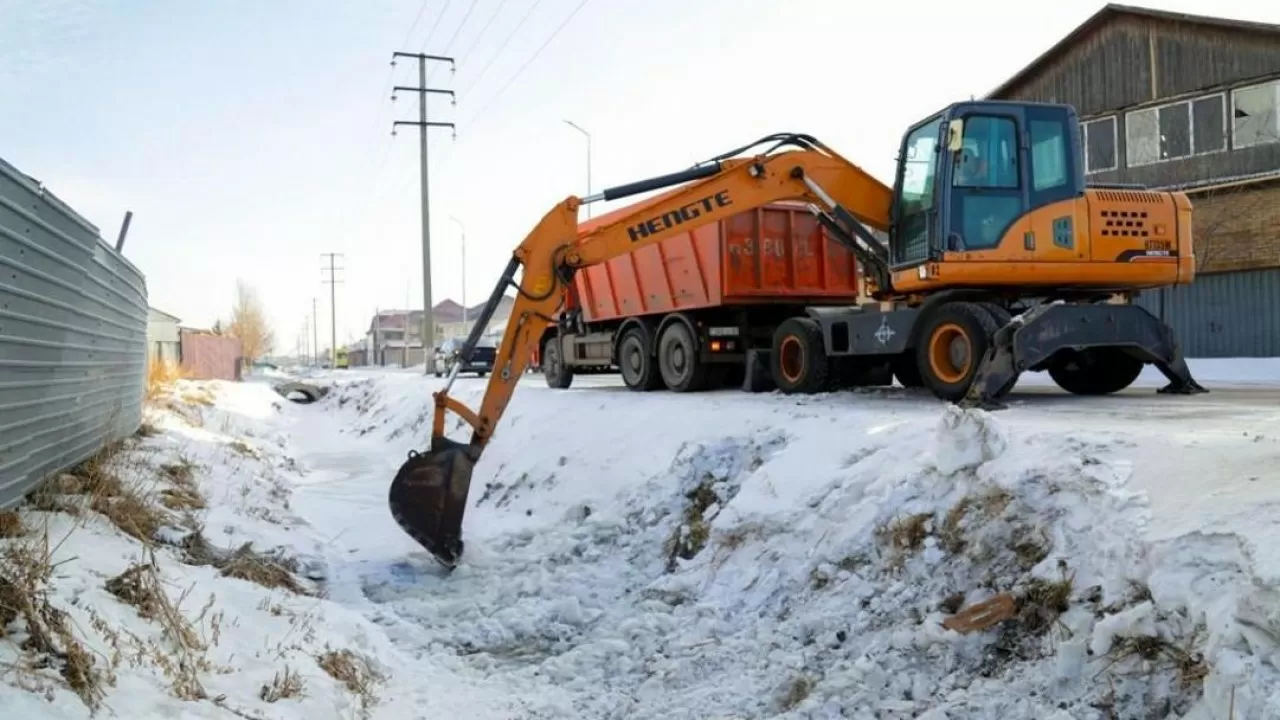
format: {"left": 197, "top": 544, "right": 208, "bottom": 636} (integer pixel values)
{"left": 0, "top": 511, "right": 24, "bottom": 538}
{"left": 259, "top": 664, "right": 305, "bottom": 702}
{"left": 181, "top": 532, "right": 311, "bottom": 596}
{"left": 317, "top": 647, "right": 385, "bottom": 716}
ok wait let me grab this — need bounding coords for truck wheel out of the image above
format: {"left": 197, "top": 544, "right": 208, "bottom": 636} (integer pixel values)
{"left": 770, "top": 317, "right": 830, "bottom": 394}
{"left": 657, "top": 321, "right": 709, "bottom": 392}
{"left": 542, "top": 337, "right": 574, "bottom": 389}
{"left": 915, "top": 302, "right": 996, "bottom": 402}
{"left": 1047, "top": 348, "right": 1143, "bottom": 395}
{"left": 618, "top": 327, "right": 662, "bottom": 391}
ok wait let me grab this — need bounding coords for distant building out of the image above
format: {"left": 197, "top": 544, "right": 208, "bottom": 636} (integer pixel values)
{"left": 363, "top": 296, "right": 515, "bottom": 366}
{"left": 985, "top": 3, "right": 1280, "bottom": 356}
{"left": 146, "top": 307, "right": 182, "bottom": 367}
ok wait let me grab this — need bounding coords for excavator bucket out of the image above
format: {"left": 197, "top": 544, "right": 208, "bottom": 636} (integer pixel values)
{"left": 387, "top": 435, "right": 481, "bottom": 570}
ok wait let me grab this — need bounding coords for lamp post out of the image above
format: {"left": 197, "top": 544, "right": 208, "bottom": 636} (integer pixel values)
{"left": 450, "top": 215, "right": 466, "bottom": 325}
{"left": 563, "top": 119, "right": 592, "bottom": 220}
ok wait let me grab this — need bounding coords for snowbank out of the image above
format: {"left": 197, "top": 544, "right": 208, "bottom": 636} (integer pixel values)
{"left": 308, "top": 373, "right": 1280, "bottom": 719}
{"left": 0, "top": 379, "right": 521, "bottom": 719}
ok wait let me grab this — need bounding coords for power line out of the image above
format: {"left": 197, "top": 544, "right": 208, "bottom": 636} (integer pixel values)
{"left": 418, "top": 0, "right": 454, "bottom": 53}
{"left": 438, "top": 0, "right": 479, "bottom": 55}
{"left": 453, "top": 0, "right": 544, "bottom": 100}
{"left": 451, "top": 0, "right": 511, "bottom": 69}
{"left": 460, "top": 0, "right": 591, "bottom": 130}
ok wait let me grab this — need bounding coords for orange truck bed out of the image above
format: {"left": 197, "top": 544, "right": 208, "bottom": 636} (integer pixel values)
{"left": 571, "top": 201, "right": 864, "bottom": 324}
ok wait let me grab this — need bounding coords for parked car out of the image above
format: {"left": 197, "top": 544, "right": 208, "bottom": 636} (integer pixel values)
{"left": 434, "top": 336, "right": 497, "bottom": 377}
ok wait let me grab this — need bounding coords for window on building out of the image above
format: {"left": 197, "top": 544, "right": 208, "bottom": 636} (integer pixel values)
{"left": 1231, "top": 79, "right": 1280, "bottom": 148}
{"left": 1126, "top": 93, "right": 1229, "bottom": 165}
{"left": 1082, "top": 116, "right": 1117, "bottom": 173}
{"left": 1126, "top": 107, "right": 1160, "bottom": 166}
{"left": 1157, "top": 103, "right": 1192, "bottom": 159}
{"left": 1193, "top": 95, "right": 1226, "bottom": 154}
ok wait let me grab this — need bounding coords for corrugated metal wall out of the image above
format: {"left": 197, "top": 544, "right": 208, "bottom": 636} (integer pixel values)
{"left": 0, "top": 156, "right": 149, "bottom": 509}
{"left": 1135, "top": 268, "right": 1280, "bottom": 357}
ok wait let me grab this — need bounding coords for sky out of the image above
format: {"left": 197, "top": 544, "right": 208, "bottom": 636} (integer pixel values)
{"left": 4, "top": 0, "right": 1279, "bottom": 355}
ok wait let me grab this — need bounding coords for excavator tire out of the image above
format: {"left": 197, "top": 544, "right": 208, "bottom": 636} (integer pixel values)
{"left": 542, "top": 336, "right": 574, "bottom": 389}
{"left": 1047, "top": 347, "right": 1144, "bottom": 396}
{"left": 770, "top": 316, "right": 830, "bottom": 394}
{"left": 618, "top": 327, "right": 662, "bottom": 391}
{"left": 916, "top": 301, "right": 999, "bottom": 403}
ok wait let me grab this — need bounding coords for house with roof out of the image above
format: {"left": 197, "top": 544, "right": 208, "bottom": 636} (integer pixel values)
{"left": 986, "top": 3, "right": 1280, "bottom": 357}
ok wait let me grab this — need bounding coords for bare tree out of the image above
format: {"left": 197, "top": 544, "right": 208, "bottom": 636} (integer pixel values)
{"left": 227, "top": 280, "right": 274, "bottom": 363}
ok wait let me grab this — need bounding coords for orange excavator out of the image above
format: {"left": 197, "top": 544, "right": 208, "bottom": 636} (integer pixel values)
{"left": 390, "top": 99, "right": 1206, "bottom": 569}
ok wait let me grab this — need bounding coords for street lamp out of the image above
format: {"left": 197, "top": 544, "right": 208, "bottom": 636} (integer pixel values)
{"left": 563, "top": 119, "right": 592, "bottom": 220}
{"left": 450, "top": 215, "right": 466, "bottom": 325}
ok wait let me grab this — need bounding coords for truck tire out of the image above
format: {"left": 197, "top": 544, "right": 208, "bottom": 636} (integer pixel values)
{"left": 915, "top": 302, "right": 997, "bottom": 402}
{"left": 542, "top": 337, "right": 574, "bottom": 389}
{"left": 657, "top": 321, "right": 710, "bottom": 392}
{"left": 771, "top": 317, "right": 830, "bottom": 394}
{"left": 618, "top": 327, "right": 662, "bottom": 391}
{"left": 1047, "top": 348, "right": 1143, "bottom": 395}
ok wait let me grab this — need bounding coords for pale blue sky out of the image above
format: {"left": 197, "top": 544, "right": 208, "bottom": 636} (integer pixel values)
{"left": 4, "top": 0, "right": 1277, "bottom": 353}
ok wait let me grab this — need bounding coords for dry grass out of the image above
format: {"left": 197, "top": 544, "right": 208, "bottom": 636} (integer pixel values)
{"left": 0, "top": 511, "right": 24, "bottom": 538}
{"left": 158, "top": 458, "right": 205, "bottom": 512}
{"left": 181, "top": 532, "right": 311, "bottom": 596}
{"left": 317, "top": 647, "right": 385, "bottom": 717}
{"left": 664, "top": 479, "right": 720, "bottom": 571}
{"left": 939, "top": 489, "right": 1011, "bottom": 554}
{"left": 876, "top": 512, "right": 933, "bottom": 568}
{"left": 259, "top": 664, "right": 305, "bottom": 702}
{"left": 146, "top": 360, "right": 190, "bottom": 403}
{"left": 778, "top": 675, "right": 814, "bottom": 712}
{"left": 0, "top": 531, "right": 109, "bottom": 710}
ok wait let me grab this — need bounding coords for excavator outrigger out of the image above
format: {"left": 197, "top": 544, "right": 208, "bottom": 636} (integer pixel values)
{"left": 390, "top": 100, "right": 1206, "bottom": 569}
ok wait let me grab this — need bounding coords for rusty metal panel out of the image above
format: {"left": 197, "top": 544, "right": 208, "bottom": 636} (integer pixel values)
{"left": 1135, "top": 267, "right": 1280, "bottom": 357}
{"left": 0, "top": 156, "right": 148, "bottom": 510}
{"left": 720, "top": 205, "right": 861, "bottom": 301}
{"left": 179, "top": 332, "right": 243, "bottom": 381}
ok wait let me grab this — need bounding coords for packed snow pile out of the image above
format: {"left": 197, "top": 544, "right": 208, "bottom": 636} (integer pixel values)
{"left": 323, "top": 374, "right": 1280, "bottom": 719}
{"left": 0, "top": 378, "right": 510, "bottom": 719}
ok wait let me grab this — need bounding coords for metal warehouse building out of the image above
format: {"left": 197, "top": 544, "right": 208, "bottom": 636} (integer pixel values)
{"left": 987, "top": 3, "right": 1280, "bottom": 357}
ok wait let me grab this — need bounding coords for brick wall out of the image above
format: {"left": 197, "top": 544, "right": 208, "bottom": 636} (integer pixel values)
{"left": 1188, "top": 182, "right": 1280, "bottom": 274}
{"left": 180, "top": 331, "right": 243, "bottom": 381}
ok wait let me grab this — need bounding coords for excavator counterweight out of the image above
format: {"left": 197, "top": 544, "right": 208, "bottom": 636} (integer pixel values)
{"left": 390, "top": 103, "right": 1206, "bottom": 569}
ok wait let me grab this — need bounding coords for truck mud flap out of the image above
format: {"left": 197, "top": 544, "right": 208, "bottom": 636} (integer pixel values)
{"left": 742, "top": 349, "right": 775, "bottom": 393}
{"left": 962, "top": 303, "right": 1207, "bottom": 409}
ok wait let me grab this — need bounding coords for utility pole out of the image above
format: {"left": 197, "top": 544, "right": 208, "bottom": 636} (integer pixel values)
{"left": 450, "top": 215, "right": 466, "bottom": 326}
{"left": 320, "top": 253, "right": 344, "bottom": 369}
{"left": 391, "top": 50, "right": 455, "bottom": 375}
{"left": 311, "top": 297, "right": 318, "bottom": 366}
{"left": 564, "top": 119, "right": 592, "bottom": 220}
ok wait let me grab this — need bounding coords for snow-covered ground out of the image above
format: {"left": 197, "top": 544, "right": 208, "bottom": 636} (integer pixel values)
{"left": 2, "top": 358, "right": 1279, "bottom": 718}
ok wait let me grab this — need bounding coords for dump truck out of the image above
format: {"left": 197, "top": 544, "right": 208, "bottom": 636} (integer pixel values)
{"left": 538, "top": 200, "right": 889, "bottom": 392}
{"left": 390, "top": 100, "right": 1207, "bottom": 569}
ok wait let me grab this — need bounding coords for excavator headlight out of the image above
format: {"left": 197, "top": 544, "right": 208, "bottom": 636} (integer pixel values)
{"left": 918, "top": 265, "right": 928, "bottom": 280}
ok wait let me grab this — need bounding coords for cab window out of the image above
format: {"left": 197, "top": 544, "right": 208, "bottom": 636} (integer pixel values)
{"left": 953, "top": 115, "right": 1018, "bottom": 189}
{"left": 895, "top": 117, "right": 942, "bottom": 264}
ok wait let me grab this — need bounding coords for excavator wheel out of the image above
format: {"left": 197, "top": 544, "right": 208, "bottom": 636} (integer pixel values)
{"left": 388, "top": 435, "right": 482, "bottom": 569}
{"left": 770, "top": 316, "right": 830, "bottom": 394}
{"left": 618, "top": 327, "right": 662, "bottom": 391}
{"left": 542, "top": 336, "right": 574, "bottom": 389}
{"left": 915, "top": 302, "right": 999, "bottom": 403}
{"left": 1047, "top": 348, "right": 1144, "bottom": 396}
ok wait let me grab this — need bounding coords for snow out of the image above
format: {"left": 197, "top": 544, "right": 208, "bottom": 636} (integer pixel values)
{"left": 3, "top": 358, "right": 1280, "bottom": 718}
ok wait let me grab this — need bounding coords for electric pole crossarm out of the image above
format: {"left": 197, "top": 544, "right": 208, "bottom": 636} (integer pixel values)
{"left": 393, "top": 87, "right": 456, "bottom": 99}
{"left": 393, "top": 121, "right": 457, "bottom": 128}
{"left": 392, "top": 51, "right": 456, "bottom": 67}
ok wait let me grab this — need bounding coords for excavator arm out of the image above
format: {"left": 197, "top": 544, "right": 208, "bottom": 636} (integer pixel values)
{"left": 388, "top": 134, "right": 895, "bottom": 568}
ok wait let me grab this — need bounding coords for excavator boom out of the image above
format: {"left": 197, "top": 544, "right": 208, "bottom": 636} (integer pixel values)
{"left": 389, "top": 135, "right": 896, "bottom": 568}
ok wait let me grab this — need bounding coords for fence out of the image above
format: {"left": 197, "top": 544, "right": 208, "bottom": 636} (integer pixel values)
{"left": 179, "top": 331, "right": 243, "bottom": 381}
{"left": 0, "top": 156, "right": 149, "bottom": 510}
